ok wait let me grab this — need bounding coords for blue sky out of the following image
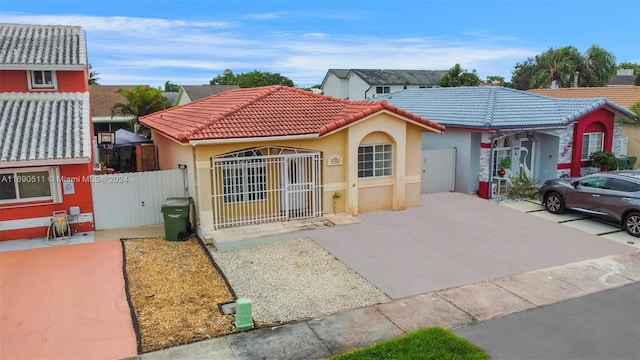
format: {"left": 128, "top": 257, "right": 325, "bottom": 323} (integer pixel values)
{"left": 1, "top": 0, "right": 639, "bottom": 88}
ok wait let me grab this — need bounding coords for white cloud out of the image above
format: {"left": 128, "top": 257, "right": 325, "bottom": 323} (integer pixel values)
{"left": 0, "top": 13, "right": 539, "bottom": 86}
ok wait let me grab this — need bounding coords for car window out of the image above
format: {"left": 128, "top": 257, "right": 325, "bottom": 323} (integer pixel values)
{"left": 603, "top": 178, "right": 640, "bottom": 192}
{"left": 577, "top": 177, "right": 607, "bottom": 189}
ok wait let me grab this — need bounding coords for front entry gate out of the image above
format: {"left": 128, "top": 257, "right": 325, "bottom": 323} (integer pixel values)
{"left": 211, "top": 147, "right": 322, "bottom": 229}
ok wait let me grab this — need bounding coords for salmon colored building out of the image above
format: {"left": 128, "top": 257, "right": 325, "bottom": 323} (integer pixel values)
{"left": 0, "top": 23, "right": 95, "bottom": 241}
{"left": 140, "top": 85, "right": 445, "bottom": 244}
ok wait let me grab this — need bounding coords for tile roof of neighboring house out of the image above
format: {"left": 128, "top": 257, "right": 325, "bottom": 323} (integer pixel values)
{"left": 0, "top": 92, "right": 92, "bottom": 166}
{"left": 528, "top": 87, "right": 640, "bottom": 109}
{"left": 140, "top": 85, "right": 445, "bottom": 143}
{"left": 321, "top": 69, "right": 447, "bottom": 89}
{"left": 349, "top": 69, "right": 447, "bottom": 86}
{"left": 379, "top": 86, "right": 633, "bottom": 129}
{"left": 180, "top": 85, "right": 240, "bottom": 102}
{"left": 608, "top": 75, "right": 636, "bottom": 86}
{"left": 89, "top": 85, "right": 146, "bottom": 118}
{"left": 0, "top": 23, "right": 87, "bottom": 69}
{"left": 326, "top": 69, "right": 351, "bottom": 79}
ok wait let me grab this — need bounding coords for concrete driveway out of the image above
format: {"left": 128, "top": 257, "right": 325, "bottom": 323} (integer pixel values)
{"left": 0, "top": 240, "right": 137, "bottom": 359}
{"left": 311, "top": 192, "right": 635, "bottom": 299}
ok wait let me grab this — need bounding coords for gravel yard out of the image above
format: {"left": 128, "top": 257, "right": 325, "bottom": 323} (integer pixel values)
{"left": 210, "top": 237, "right": 390, "bottom": 325}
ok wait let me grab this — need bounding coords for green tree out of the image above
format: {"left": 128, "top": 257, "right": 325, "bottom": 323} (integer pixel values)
{"left": 111, "top": 86, "right": 172, "bottom": 137}
{"left": 164, "top": 81, "right": 180, "bottom": 92}
{"left": 511, "top": 58, "right": 542, "bottom": 90}
{"left": 210, "top": 69, "right": 237, "bottom": 85}
{"left": 617, "top": 62, "right": 640, "bottom": 85}
{"left": 88, "top": 63, "right": 99, "bottom": 85}
{"left": 580, "top": 45, "right": 616, "bottom": 87}
{"left": 511, "top": 45, "right": 617, "bottom": 89}
{"left": 209, "top": 69, "right": 294, "bottom": 88}
{"left": 630, "top": 101, "right": 640, "bottom": 122}
{"left": 439, "top": 64, "right": 481, "bottom": 87}
{"left": 531, "top": 46, "right": 583, "bottom": 88}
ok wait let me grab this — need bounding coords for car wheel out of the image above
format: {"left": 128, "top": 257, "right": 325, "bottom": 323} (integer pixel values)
{"left": 544, "top": 192, "right": 566, "bottom": 214}
{"left": 623, "top": 212, "right": 640, "bottom": 237}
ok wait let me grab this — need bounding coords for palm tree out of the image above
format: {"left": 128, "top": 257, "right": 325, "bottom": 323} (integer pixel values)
{"left": 111, "top": 86, "right": 172, "bottom": 137}
{"left": 530, "top": 46, "right": 582, "bottom": 88}
{"left": 581, "top": 45, "right": 616, "bottom": 87}
{"left": 88, "top": 63, "right": 100, "bottom": 85}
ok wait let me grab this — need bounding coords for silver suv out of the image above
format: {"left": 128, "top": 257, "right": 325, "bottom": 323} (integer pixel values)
{"left": 539, "top": 170, "right": 640, "bottom": 237}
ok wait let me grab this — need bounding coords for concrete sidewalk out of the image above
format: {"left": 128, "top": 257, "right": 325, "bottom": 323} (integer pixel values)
{"left": 134, "top": 249, "right": 639, "bottom": 360}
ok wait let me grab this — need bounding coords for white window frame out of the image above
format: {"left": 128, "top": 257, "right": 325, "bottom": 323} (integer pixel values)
{"left": 582, "top": 132, "right": 604, "bottom": 160}
{"left": 493, "top": 147, "right": 511, "bottom": 177}
{"left": 27, "top": 70, "right": 58, "bottom": 90}
{"left": 375, "top": 86, "right": 390, "bottom": 94}
{"left": 221, "top": 150, "right": 267, "bottom": 204}
{"left": 0, "top": 167, "right": 62, "bottom": 204}
{"left": 358, "top": 144, "right": 393, "bottom": 178}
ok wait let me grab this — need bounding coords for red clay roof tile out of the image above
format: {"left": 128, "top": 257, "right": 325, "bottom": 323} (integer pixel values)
{"left": 140, "top": 86, "right": 444, "bottom": 142}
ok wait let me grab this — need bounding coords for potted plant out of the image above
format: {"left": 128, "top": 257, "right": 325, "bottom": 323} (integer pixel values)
{"left": 498, "top": 157, "right": 511, "bottom": 177}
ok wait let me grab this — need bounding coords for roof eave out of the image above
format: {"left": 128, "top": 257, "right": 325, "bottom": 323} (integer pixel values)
{"left": 189, "top": 133, "right": 319, "bottom": 146}
{"left": 0, "top": 64, "right": 87, "bottom": 71}
{"left": 0, "top": 157, "right": 92, "bottom": 169}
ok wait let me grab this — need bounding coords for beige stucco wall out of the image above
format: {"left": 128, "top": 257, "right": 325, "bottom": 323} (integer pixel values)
{"left": 167, "top": 111, "right": 430, "bottom": 231}
{"left": 622, "top": 124, "right": 640, "bottom": 167}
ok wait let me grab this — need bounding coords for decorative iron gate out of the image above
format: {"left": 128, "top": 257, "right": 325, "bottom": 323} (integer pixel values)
{"left": 211, "top": 147, "right": 322, "bottom": 229}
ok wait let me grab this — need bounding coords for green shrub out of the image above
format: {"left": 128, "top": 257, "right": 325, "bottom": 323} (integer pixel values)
{"left": 588, "top": 151, "right": 619, "bottom": 171}
{"left": 506, "top": 171, "right": 539, "bottom": 200}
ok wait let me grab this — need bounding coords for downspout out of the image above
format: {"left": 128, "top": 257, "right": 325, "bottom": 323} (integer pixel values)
{"left": 364, "top": 84, "right": 373, "bottom": 100}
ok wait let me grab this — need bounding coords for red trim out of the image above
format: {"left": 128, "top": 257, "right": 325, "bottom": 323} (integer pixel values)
{"left": 480, "top": 142, "right": 491, "bottom": 149}
{"left": 557, "top": 163, "right": 572, "bottom": 170}
{"left": 569, "top": 108, "right": 614, "bottom": 176}
{"left": 478, "top": 181, "right": 490, "bottom": 199}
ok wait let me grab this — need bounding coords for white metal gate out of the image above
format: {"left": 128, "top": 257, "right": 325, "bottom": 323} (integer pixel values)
{"left": 421, "top": 148, "right": 456, "bottom": 193}
{"left": 92, "top": 169, "right": 185, "bottom": 230}
{"left": 211, "top": 147, "right": 322, "bottom": 229}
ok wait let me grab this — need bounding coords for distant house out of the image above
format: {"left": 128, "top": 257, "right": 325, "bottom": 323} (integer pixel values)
{"left": 90, "top": 85, "right": 143, "bottom": 133}
{"left": 528, "top": 86, "right": 640, "bottom": 164}
{"left": 174, "top": 85, "right": 240, "bottom": 105}
{"left": 321, "top": 69, "right": 447, "bottom": 100}
{"left": 140, "top": 85, "right": 445, "bottom": 243}
{"left": 381, "top": 87, "right": 634, "bottom": 199}
{"left": 608, "top": 69, "right": 636, "bottom": 87}
{"left": 0, "top": 23, "right": 95, "bottom": 240}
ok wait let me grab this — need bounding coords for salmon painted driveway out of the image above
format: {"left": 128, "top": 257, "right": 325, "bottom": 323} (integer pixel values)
{"left": 0, "top": 240, "right": 137, "bottom": 359}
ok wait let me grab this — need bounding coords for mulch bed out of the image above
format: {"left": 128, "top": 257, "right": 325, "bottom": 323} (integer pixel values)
{"left": 121, "top": 237, "right": 235, "bottom": 353}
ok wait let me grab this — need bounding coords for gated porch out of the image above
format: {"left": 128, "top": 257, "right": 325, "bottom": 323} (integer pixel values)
{"left": 211, "top": 147, "right": 323, "bottom": 230}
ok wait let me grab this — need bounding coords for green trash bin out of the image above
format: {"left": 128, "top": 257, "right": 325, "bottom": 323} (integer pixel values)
{"left": 161, "top": 198, "right": 191, "bottom": 241}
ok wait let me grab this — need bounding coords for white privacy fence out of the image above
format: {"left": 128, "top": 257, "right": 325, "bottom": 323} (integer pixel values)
{"left": 92, "top": 169, "right": 185, "bottom": 230}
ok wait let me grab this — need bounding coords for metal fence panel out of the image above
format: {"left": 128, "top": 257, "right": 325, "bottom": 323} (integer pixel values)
{"left": 92, "top": 169, "right": 184, "bottom": 230}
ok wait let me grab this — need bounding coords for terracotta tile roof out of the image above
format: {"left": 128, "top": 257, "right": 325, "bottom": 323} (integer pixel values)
{"left": 528, "top": 87, "right": 640, "bottom": 109}
{"left": 140, "top": 85, "right": 444, "bottom": 143}
{"left": 0, "top": 23, "right": 87, "bottom": 69}
{"left": 89, "top": 85, "right": 147, "bottom": 118}
{"left": 0, "top": 92, "right": 92, "bottom": 166}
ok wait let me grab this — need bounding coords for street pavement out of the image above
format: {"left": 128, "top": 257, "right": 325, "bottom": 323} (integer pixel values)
{"left": 454, "top": 282, "right": 640, "bottom": 360}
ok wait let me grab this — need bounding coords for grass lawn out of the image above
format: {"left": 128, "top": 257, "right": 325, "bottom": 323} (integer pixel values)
{"left": 331, "top": 327, "right": 490, "bottom": 360}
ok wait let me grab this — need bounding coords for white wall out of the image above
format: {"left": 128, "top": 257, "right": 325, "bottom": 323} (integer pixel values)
{"left": 422, "top": 129, "right": 480, "bottom": 194}
{"left": 321, "top": 74, "right": 349, "bottom": 99}
{"left": 348, "top": 75, "right": 370, "bottom": 101}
